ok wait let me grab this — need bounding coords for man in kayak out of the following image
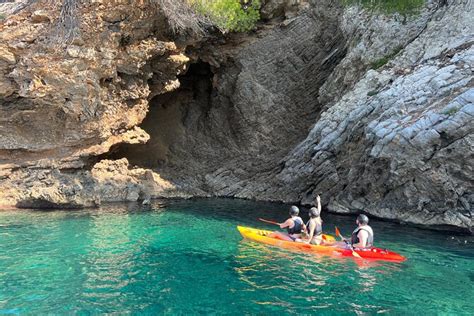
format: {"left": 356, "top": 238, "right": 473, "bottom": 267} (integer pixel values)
{"left": 304, "top": 195, "right": 324, "bottom": 245}
{"left": 351, "top": 214, "right": 374, "bottom": 249}
{"left": 269, "top": 205, "right": 306, "bottom": 241}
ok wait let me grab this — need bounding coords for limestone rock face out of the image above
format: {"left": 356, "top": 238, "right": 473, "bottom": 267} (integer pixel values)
{"left": 261, "top": 0, "right": 309, "bottom": 19}
{"left": 318, "top": 3, "right": 438, "bottom": 106}
{"left": 118, "top": 0, "right": 347, "bottom": 198}
{"left": 0, "top": 0, "right": 472, "bottom": 233}
{"left": 128, "top": 0, "right": 472, "bottom": 232}
{"left": 0, "top": 0, "right": 189, "bottom": 207}
{"left": 91, "top": 158, "right": 180, "bottom": 203}
{"left": 220, "top": 1, "right": 473, "bottom": 232}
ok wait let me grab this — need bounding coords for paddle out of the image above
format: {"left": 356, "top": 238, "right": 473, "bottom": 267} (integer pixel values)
{"left": 258, "top": 218, "right": 280, "bottom": 226}
{"left": 335, "top": 226, "right": 362, "bottom": 259}
{"left": 259, "top": 218, "right": 335, "bottom": 243}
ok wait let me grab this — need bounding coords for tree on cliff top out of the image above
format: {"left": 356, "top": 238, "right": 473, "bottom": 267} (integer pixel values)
{"left": 158, "top": 0, "right": 261, "bottom": 36}
{"left": 155, "top": 0, "right": 211, "bottom": 37}
{"left": 15, "top": 0, "right": 260, "bottom": 45}
{"left": 189, "top": 0, "right": 261, "bottom": 33}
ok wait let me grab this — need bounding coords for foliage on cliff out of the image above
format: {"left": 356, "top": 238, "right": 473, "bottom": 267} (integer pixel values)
{"left": 342, "top": 0, "right": 425, "bottom": 13}
{"left": 188, "top": 0, "right": 261, "bottom": 32}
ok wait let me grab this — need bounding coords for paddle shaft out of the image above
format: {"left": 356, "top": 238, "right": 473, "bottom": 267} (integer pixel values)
{"left": 260, "top": 218, "right": 335, "bottom": 242}
{"left": 335, "top": 226, "right": 362, "bottom": 259}
{"left": 258, "top": 218, "right": 280, "bottom": 226}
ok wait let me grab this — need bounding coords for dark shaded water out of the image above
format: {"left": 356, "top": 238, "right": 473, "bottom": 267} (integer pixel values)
{"left": 0, "top": 199, "right": 472, "bottom": 314}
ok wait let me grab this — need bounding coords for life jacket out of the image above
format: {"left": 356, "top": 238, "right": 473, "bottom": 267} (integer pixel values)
{"left": 351, "top": 225, "right": 374, "bottom": 248}
{"left": 306, "top": 218, "right": 322, "bottom": 237}
{"left": 287, "top": 217, "right": 304, "bottom": 235}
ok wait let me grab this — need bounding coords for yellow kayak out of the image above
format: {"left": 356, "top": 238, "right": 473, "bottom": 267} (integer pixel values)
{"left": 237, "top": 226, "right": 406, "bottom": 261}
{"left": 237, "top": 225, "right": 337, "bottom": 253}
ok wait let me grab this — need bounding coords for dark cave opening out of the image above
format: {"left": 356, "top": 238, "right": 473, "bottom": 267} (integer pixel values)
{"left": 106, "top": 59, "right": 214, "bottom": 171}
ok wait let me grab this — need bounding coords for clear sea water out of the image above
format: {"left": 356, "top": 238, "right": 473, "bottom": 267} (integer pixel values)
{"left": 0, "top": 198, "right": 472, "bottom": 315}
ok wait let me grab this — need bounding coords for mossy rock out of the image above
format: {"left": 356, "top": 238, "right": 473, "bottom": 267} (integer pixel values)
{"left": 371, "top": 46, "right": 403, "bottom": 69}
{"left": 367, "top": 90, "right": 379, "bottom": 97}
{"left": 341, "top": 0, "right": 426, "bottom": 14}
{"left": 442, "top": 107, "right": 459, "bottom": 116}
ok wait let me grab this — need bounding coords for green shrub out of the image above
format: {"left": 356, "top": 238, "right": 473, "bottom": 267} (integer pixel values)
{"left": 341, "top": 0, "right": 425, "bottom": 14}
{"left": 367, "top": 90, "right": 379, "bottom": 96}
{"left": 188, "top": 0, "right": 261, "bottom": 32}
{"left": 371, "top": 46, "right": 403, "bottom": 69}
{"left": 442, "top": 107, "right": 459, "bottom": 116}
{"left": 371, "top": 56, "right": 390, "bottom": 70}
{"left": 0, "top": 14, "right": 5, "bottom": 21}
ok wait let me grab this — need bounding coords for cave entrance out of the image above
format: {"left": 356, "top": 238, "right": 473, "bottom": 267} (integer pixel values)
{"left": 108, "top": 60, "right": 214, "bottom": 171}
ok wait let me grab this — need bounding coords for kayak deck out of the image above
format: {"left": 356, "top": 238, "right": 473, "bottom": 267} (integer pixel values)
{"left": 237, "top": 226, "right": 406, "bottom": 262}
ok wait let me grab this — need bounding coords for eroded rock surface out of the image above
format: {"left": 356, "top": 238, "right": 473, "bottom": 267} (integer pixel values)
{"left": 268, "top": 2, "right": 474, "bottom": 232}
{"left": 216, "top": 1, "right": 472, "bottom": 232}
{"left": 0, "top": 0, "right": 472, "bottom": 232}
{"left": 0, "top": 0, "right": 190, "bottom": 206}
{"left": 117, "top": 0, "right": 347, "bottom": 196}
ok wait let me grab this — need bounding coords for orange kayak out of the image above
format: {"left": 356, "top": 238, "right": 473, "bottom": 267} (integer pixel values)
{"left": 237, "top": 226, "right": 406, "bottom": 262}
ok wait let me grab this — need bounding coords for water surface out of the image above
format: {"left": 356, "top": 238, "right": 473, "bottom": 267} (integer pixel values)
{"left": 0, "top": 199, "right": 472, "bottom": 314}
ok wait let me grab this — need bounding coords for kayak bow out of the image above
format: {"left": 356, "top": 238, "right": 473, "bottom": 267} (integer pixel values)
{"left": 237, "top": 226, "right": 406, "bottom": 262}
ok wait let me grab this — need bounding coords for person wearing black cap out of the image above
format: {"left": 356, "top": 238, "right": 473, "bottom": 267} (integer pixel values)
{"left": 351, "top": 214, "right": 374, "bottom": 248}
{"left": 272, "top": 205, "right": 305, "bottom": 241}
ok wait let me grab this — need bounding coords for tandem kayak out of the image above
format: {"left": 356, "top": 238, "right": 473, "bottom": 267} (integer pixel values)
{"left": 237, "top": 226, "right": 406, "bottom": 262}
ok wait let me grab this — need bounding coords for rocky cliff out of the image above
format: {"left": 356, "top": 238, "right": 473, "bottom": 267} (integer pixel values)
{"left": 0, "top": 0, "right": 192, "bottom": 207}
{"left": 0, "top": 0, "right": 472, "bottom": 232}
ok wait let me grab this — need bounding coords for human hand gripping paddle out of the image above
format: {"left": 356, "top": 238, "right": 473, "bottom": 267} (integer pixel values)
{"left": 259, "top": 218, "right": 334, "bottom": 242}
{"left": 335, "top": 226, "right": 362, "bottom": 259}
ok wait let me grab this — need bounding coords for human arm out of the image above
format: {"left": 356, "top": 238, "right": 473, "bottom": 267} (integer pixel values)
{"left": 307, "top": 221, "right": 315, "bottom": 241}
{"left": 279, "top": 218, "right": 293, "bottom": 229}
{"left": 316, "top": 195, "right": 321, "bottom": 214}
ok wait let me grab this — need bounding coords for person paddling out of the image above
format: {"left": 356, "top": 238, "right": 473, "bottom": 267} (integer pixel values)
{"left": 305, "top": 195, "right": 324, "bottom": 245}
{"left": 351, "top": 214, "right": 374, "bottom": 249}
{"left": 269, "top": 205, "right": 306, "bottom": 241}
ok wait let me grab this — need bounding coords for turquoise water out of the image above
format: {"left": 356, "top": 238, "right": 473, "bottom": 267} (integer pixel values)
{"left": 0, "top": 199, "right": 472, "bottom": 315}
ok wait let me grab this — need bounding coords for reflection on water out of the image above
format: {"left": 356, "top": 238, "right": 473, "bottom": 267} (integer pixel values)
{"left": 233, "top": 240, "right": 407, "bottom": 314}
{"left": 0, "top": 199, "right": 472, "bottom": 314}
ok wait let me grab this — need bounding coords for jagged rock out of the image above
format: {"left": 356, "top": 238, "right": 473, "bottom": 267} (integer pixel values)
{"left": 242, "top": 3, "right": 474, "bottom": 232}
{"left": 30, "top": 10, "right": 51, "bottom": 24}
{"left": 0, "top": 1, "right": 185, "bottom": 162}
{"left": 134, "top": 0, "right": 472, "bottom": 232}
{"left": 261, "top": 0, "right": 309, "bottom": 20}
{"left": 319, "top": 2, "right": 438, "bottom": 106}
{"left": 0, "top": 1, "right": 191, "bottom": 206}
{"left": 0, "top": 158, "right": 182, "bottom": 208}
{"left": 0, "top": 0, "right": 472, "bottom": 233}
{"left": 91, "top": 158, "right": 185, "bottom": 202}
{"left": 0, "top": 0, "right": 28, "bottom": 16}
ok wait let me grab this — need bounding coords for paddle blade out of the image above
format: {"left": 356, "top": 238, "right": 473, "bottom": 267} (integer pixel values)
{"left": 335, "top": 226, "right": 341, "bottom": 238}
